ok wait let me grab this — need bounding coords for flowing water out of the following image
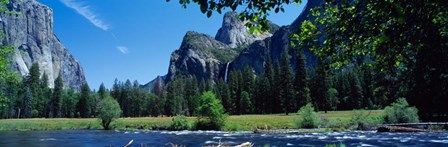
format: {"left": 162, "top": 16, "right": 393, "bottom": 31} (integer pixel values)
{"left": 0, "top": 130, "right": 447, "bottom": 147}
{"left": 224, "top": 62, "right": 230, "bottom": 82}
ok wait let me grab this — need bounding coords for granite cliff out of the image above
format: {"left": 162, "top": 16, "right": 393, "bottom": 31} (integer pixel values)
{"left": 144, "top": 0, "right": 325, "bottom": 92}
{"left": 0, "top": 0, "right": 86, "bottom": 90}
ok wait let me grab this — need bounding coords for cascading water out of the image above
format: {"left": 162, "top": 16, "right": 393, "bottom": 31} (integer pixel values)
{"left": 224, "top": 62, "right": 230, "bottom": 82}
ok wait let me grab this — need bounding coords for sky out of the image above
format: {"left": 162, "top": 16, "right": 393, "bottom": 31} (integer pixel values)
{"left": 36, "top": 0, "right": 307, "bottom": 90}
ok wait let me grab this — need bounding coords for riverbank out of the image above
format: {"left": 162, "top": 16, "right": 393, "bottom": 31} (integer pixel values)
{"left": 0, "top": 110, "right": 384, "bottom": 131}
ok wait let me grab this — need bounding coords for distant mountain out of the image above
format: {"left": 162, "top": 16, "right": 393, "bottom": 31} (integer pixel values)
{"left": 0, "top": 0, "right": 86, "bottom": 90}
{"left": 143, "top": 0, "right": 324, "bottom": 92}
{"left": 215, "top": 12, "right": 273, "bottom": 48}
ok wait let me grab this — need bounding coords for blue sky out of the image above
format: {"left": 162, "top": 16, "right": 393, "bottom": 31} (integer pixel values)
{"left": 37, "top": 0, "right": 307, "bottom": 90}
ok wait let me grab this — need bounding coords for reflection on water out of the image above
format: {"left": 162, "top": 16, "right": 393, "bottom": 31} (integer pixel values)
{"left": 0, "top": 130, "right": 447, "bottom": 147}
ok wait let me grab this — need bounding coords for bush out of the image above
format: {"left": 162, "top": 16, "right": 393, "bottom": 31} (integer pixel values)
{"left": 324, "top": 118, "right": 348, "bottom": 130}
{"left": 31, "top": 110, "right": 39, "bottom": 118}
{"left": 195, "top": 91, "right": 227, "bottom": 130}
{"left": 294, "top": 103, "right": 320, "bottom": 128}
{"left": 350, "top": 110, "right": 384, "bottom": 130}
{"left": 169, "top": 115, "right": 189, "bottom": 130}
{"left": 383, "top": 98, "right": 419, "bottom": 124}
{"left": 97, "top": 96, "right": 122, "bottom": 130}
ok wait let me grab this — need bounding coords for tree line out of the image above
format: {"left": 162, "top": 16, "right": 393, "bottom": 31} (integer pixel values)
{"left": 151, "top": 48, "right": 389, "bottom": 117}
{"left": 0, "top": 62, "right": 159, "bottom": 118}
{"left": 0, "top": 48, "right": 396, "bottom": 119}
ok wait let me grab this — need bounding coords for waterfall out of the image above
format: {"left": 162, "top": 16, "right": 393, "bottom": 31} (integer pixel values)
{"left": 224, "top": 62, "right": 230, "bottom": 82}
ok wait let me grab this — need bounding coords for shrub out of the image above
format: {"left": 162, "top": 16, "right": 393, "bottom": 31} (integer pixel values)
{"left": 383, "top": 98, "right": 419, "bottom": 124}
{"left": 31, "top": 110, "right": 39, "bottom": 118}
{"left": 195, "top": 91, "right": 227, "bottom": 130}
{"left": 294, "top": 103, "right": 320, "bottom": 128}
{"left": 350, "top": 110, "right": 383, "bottom": 130}
{"left": 169, "top": 115, "right": 189, "bottom": 130}
{"left": 324, "top": 118, "right": 348, "bottom": 130}
{"left": 97, "top": 96, "right": 122, "bottom": 130}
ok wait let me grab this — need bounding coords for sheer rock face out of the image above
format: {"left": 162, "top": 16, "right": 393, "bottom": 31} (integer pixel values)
{"left": 215, "top": 12, "right": 272, "bottom": 48}
{"left": 144, "top": 0, "right": 324, "bottom": 92}
{"left": 230, "top": 0, "right": 324, "bottom": 72}
{"left": 165, "top": 31, "right": 233, "bottom": 83}
{"left": 0, "top": 0, "right": 86, "bottom": 90}
{"left": 148, "top": 12, "right": 272, "bottom": 89}
{"left": 231, "top": 39, "right": 271, "bottom": 75}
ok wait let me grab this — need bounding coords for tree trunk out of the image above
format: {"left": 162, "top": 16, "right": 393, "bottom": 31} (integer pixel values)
{"left": 102, "top": 119, "right": 111, "bottom": 130}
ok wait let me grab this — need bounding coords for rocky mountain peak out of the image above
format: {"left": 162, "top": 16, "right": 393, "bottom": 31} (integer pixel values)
{"left": 181, "top": 31, "right": 229, "bottom": 52}
{"left": 215, "top": 12, "right": 271, "bottom": 48}
{"left": 165, "top": 31, "right": 236, "bottom": 83}
{"left": 144, "top": 1, "right": 322, "bottom": 92}
{"left": 1, "top": 0, "right": 86, "bottom": 90}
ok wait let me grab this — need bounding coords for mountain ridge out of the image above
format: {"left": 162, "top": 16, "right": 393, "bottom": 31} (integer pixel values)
{"left": 143, "top": 0, "right": 324, "bottom": 92}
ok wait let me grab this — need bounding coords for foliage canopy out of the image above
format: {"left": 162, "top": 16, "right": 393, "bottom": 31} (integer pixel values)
{"left": 97, "top": 96, "right": 122, "bottom": 130}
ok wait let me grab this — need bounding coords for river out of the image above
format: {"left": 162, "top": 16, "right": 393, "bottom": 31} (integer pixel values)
{"left": 0, "top": 130, "right": 447, "bottom": 147}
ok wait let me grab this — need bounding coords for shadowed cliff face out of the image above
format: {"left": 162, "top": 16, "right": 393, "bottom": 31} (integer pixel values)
{"left": 231, "top": 0, "right": 324, "bottom": 73}
{"left": 0, "top": 0, "right": 86, "bottom": 90}
{"left": 166, "top": 31, "right": 232, "bottom": 83}
{"left": 144, "top": 0, "right": 325, "bottom": 92}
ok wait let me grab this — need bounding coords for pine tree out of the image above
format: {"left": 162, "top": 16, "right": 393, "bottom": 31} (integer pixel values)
{"left": 40, "top": 72, "right": 52, "bottom": 117}
{"left": 272, "top": 60, "right": 282, "bottom": 113}
{"left": 148, "top": 93, "right": 161, "bottom": 117}
{"left": 334, "top": 71, "right": 351, "bottom": 110}
{"left": 242, "top": 66, "right": 254, "bottom": 94}
{"left": 98, "top": 83, "right": 107, "bottom": 100}
{"left": 240, "top": 91, "right": 253, "bottom": 114}
{"left": 263, "top": 51, "right": 274, "bottom": 114}
{"left": 348, "top": 70, "right": 364, "bottom": 109}
{"left": 120, "top": 80, "right": 133, "bottom": 117}
{"left": 215, "top": 78, "right": 232, "bottom": 113}
{"left": 78, "top": 83, "right": 91, "bottom": 118}
{"left": 23, "top": 87, "right": 33, "bottom": 118}
{"left": 228, "top": 71, "right": 239, "bottom": 114}
{"left": 254, "top": 77, "right": 269, "bottom": 114}
{"left": 362, "top": 67, "right": 374, "bottom": 108}
{"left": 199, "top": 78, "right": 210, "bottom": 93}
{"left": 313, "top": 60, "right": 330, "bottom": 112}
{"left": 52, "top": 72, "right": 63, "bottom": 117}
{"left": 111, "top": 79, "right": 121, "bottom": 100}
{"left": 279, "top": 49, "right": 295, "bottom": 115}
{"left": 27, "top": 63, "right": 41, "bottom": 117}
{"left": 294, "top": 48, "right": 310, "bottom": 109}
{"left": 185, "top": 76, "right": 199, "bottom": 116}
{"left": 131, "top": 80, "right": 142, "bottom": 117}
{"left": 165, "top": 78, "right": 185, "bottom": 116}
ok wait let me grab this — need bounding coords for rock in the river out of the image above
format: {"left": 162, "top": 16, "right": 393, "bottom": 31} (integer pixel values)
{"left": 0, "top": 0, "right": 86, "bottom": 90}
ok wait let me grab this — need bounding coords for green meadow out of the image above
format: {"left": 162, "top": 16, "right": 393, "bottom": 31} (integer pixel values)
{"left": 0, "top": 110, "right": 383, "bottom": 131}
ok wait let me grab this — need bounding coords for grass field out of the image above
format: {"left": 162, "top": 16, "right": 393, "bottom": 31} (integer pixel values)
{"left": 0, "top": 110, "right": 384, "bottom": 131}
